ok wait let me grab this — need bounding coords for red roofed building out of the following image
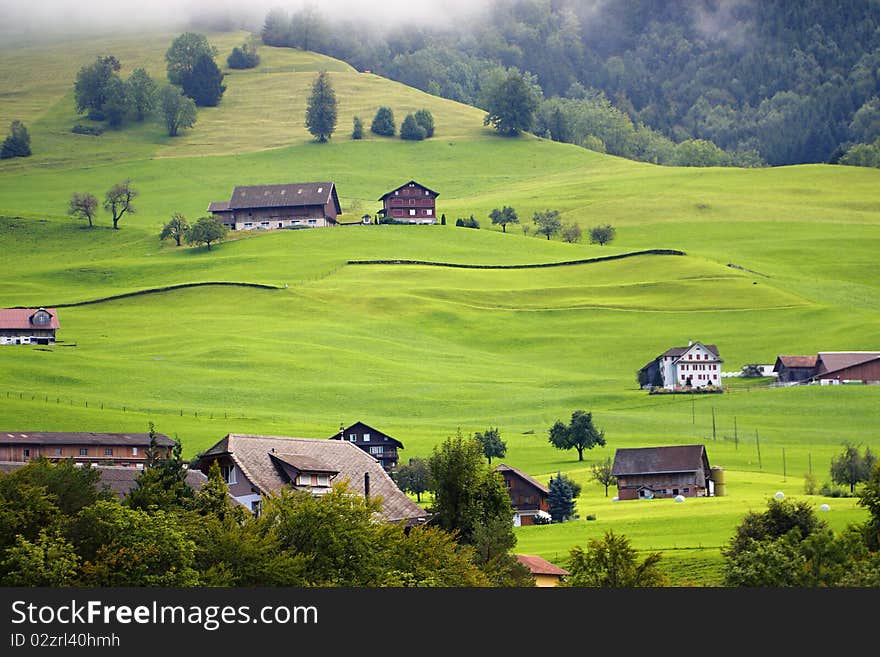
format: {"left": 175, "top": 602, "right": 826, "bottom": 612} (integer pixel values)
{"left": 813, "top": 352, "right": 880, "bottom": 384}
{"left": 515, "top": 554, "right": 569, "bottom": 587}
{"left": 0, "top": 307, "right": 59, "bottom": 345}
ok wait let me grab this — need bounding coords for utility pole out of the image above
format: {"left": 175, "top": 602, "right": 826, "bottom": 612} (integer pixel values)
{"left": 755, "top": 429, "right": 762, "bottom": 469}
{"left": 711, "top": 407, "right": 716, "bottom": 440}
{"left": 782, "top": 447, "right": 786, "bottom": 481}
{"left": 734, "top": 416, "right": 738, "bottom": 450}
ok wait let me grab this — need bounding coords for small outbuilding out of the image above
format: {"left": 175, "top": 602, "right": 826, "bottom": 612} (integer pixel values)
{"left": 611, "top": 444, "right": 713, "bottom": 501}
{"left": 515, "top": 554, "right": 569, "bottom": 587}
{"left": 0, "top": 307, "right": 59, "bottom": 345}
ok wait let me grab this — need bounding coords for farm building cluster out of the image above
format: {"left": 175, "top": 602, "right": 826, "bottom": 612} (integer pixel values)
{"left": 207, "top": 179, "right": 438, "bottom": 231}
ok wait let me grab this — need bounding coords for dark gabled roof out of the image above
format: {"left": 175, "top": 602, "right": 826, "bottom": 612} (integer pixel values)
{"left": 774, "top": 355, "right": 818, "bottom": 370}
{"left": 494, "top": 463, "right": 550, "bottom": 495}
{"left": 196, "top": 434, "right": 427, "bottom": 524}
{"left": 333, "top": 422, "right": 404, "bottom": 449}
{"left": 378, "top": 180, "right": 439, "bottom": 201}
{"left": 0, "top": 431, "right": 176, "bottom": 448}
{"left": 226, "top": 182, "right": 341, "bottom": 214}
{"left": 0, "top": 308, "right": 60, "bottom": 330}
{"left": 515, "top": 554, "right": 569, "bottom": 577}
{"left": 611, "top": 445, "right": 709, "bottom": 477}
{"left": 208, "top": 201, "right": 230, "bottom": 212}
{"left": 661, "top": 343, "right": 721, "bottom": 359}
{"left": 814, "top": 352, "right": 880, "bottom": 377}
{"left": 94, "top": 465, "right": 208, "bottom": 499}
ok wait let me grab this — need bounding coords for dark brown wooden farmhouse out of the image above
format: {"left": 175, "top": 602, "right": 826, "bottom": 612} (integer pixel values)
{"left": 378, "top": 180, "right": 438, "bottom": 223}
{"left": 208, "top": 182, "right": 341, "bottom": 231}
{"left": 330, "top": 421, "right": 403, "bottom": 472}
{"left": 195, "top": 433, "right": 428, "bottom": 524}
{"left": 813, "top": 351, "right": 880, "bottom": 384}
{"left": 0, "top": 431, "right": 176, "bottom": 466}
{"left": 495, "top": 463, "right": 550, "bottom": 526}
{"left": 611, "top": 444, "right": 713, "bottom": 500}
{"left": 0, "top": 307, "right": 59, "bottom": 345}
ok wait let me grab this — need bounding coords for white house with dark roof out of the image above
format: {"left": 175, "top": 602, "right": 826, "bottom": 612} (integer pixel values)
{"left": 639, "top": 340, "right": 723, "bottom": 390}
{"left": 195, "top": 434, "right": 428, "bottom": 525}
{"left": 208, "top": 182, "right": 342, "bottom": 231}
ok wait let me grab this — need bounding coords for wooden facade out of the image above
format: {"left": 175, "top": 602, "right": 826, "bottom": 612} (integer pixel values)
{"left": 0, "top": 308, "right": 59, "bottom": 345}
{"left": 495, "top": 463, "right": 550, "bottom": 526}
{"left": 378, "top": 180, "right": 438, "bottom": 223}
{"left": 208, "top": 182, "right": 341, "bottom": 232}
{"left": 612, "top": 445, "right": 713, "bottom": 501}
{"left": 772, "top": 355, "right": 818, "bottom": 383}
{"left": 331, "top": 422, "right": 403, "bottom": 472}
{"left": 0, "top": 431, "right": 175, "bottom": 466}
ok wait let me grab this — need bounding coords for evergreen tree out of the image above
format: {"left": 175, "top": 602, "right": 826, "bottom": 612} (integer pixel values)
{"left": 414, "top": 108, "right": 435, "bottom": 137}
{"left": 400, "top": 112, "right": 426, "bottom": 140}
{"left": 305, "top": 70, "right": 337, "bottom": 142}
{"left": 181, "top": 53, "right": 226, "bottom": 107}
{"left": 125, "top": 427, "right": 194, "bottom": 513}
{"left": 1, "top": 120, "right": 32, "bottom": 159}
{"left": 351, "top": 115, "right": 364, "bottom": 139}
{"left": 548, "top": 472, "right": 576, "bottom": 523}
{"left": 371, "top": 106, "right": 395, "bottom": 136}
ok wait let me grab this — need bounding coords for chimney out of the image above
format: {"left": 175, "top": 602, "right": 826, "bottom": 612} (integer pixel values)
{"left": 364, "top": 472, "right": 370, "bottom": 500}
{"left": 688, "top": 340, "right": 693, "bottom": 346}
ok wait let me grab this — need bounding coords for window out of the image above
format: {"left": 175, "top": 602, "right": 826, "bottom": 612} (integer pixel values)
{"left": 220, "top": 464, "right": 236, "bottom": 485}
{"left": 426, "top": 209, "right": 433, "bottom": 216}
{"left": 132, "top": 447, "right": 138, "bottom": 456}
{"left": 308, "top": 219, "right": 317, "bottom": 225}
{"left": 251, "top": 500, "right": 261, "bottom": 517}
{"left": 104, "top": 448, "right": 112, "bottom": 456}
{"left": 370, "top": 446, "right": 384, "bottom": 455}
{"left": 316, "top": 475, "right": 329, "bottom": 486}
{"left": 22, "top": 449, "right": 30, "bottom": 458}
{"left": 363, "top": 434, "right": 370, "bottom": 442}
{"left": 54, "top": 448, "right": 63, "bottom": 456}
{"left": 79, "top": 448, "right": 88, "bottom": 456}
{"left": 409, "top": 209, "right": 416, "bottom": 216}
{"left": 244, "top": 222, "right": 253, "bottom": 228}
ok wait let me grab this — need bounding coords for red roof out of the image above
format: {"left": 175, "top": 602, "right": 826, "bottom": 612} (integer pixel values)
{"left": 0, "top": 308, "right": 60, "bottom": 330}
{"left": 516, "top": 554, "right": 569, "bottom": 576}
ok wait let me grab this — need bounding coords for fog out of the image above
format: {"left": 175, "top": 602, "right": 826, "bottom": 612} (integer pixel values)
{"left": 0, "top": 0, "right": 491, "bottom": 38}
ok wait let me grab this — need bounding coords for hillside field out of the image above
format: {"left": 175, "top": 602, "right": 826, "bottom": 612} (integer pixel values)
{"left": 1, "top": 32, "right": 879, "bottom": 585}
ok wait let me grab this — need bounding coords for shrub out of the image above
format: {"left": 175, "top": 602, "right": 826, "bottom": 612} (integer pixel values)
{"left": 227, "top": 44, "right": 260, "bottom": 69}
{"left": 71, "top": 125, "right": 104, "bottom": 136}
{"left": 455, "top": 215, "right": 480, "bottom": 229}
{"left": 370, "top": 106, "right": 395, "bottom": 136}
{"left": 532, "top": 513, "right": 551, "bottom": 525}
{"left": 414, "top": 109, "right": 435, "bottom": 137}
{"left": 352, "top": 116, "right": 364, "bottom": 140}
{"left": 585, "top": 514, "right": 597, "bottom": 521}
{"left": 400, "top": 113, "right": 426, "bottom": 140}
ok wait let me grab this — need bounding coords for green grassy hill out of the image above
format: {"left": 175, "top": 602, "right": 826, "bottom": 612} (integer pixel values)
{"left": 1, "top": 32, "right": 879, "bottom": 585}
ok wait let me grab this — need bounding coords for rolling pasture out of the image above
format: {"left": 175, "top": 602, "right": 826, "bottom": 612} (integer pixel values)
{"left": 1, "top": 32, "right": 879, "bottom": 585}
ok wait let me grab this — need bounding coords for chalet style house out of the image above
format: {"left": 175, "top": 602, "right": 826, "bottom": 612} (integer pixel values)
{"left": 208, "top": 182, "right": 341, "bottom": 231}
{"left": 0, "top": 307, "right": 59, "bottom": 345}
{"left": 378, "top": 180, "right": 438, "bottom": 224}
{"left": 638, "top": 341, "right": 723, "bottom": 390}
{"left": 611, "top": 444, "right": 713, "bottom": 500}
{"left": 494, "top": 463, "right": 550, "bottom": 526}
{"left": 515, "top": 554, "right": 569, "bottom": 587}
{"left": 0, "top": 431, "right": 176, "bottom": 466}
{"left": 331, "top": 421, "right": 403, "bottom": 472}
{"left": 195, "top": 433, "right": 428, "bottom": 524}
{"left": 773, "top": 355, "right": 819, "bottom": 383}
{"left": 772, "top": 351, "right": 880, "bottom": 384}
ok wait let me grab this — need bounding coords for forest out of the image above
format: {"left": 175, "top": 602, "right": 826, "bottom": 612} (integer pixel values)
{"left": 259, "top": 0, "right": 880, "bottom": 167}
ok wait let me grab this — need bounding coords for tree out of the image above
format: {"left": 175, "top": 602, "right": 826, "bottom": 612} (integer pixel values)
{"left": 427, "top": 429, "right": 514, "bottom": 546}
{"left": 103, "top": 179, "right": 137, "bottom": 229}
{"left": 261, "top": 8, "right": 290, "bottom": 47}
{"left": 371, "top": 106, "right": 396, "bottom": 136}
{"left": 489, "top": 206, "right": 518, "bottom": 233}
{"left": 126, "top": 68, "right": 157, "bottom": 121}
{"left": 395, "top": 457, "right": 430, "bottom": 503}
{"left": 561, "top": 222, "right": 582, "bottom": 243}
{"left": 352, "top": 115, "right": 364, "bottom": 139}
{"left": 414, "top": 109, "right": 435, "bottom": 137}
{"left": 482, "top": 70, "right": 539, "bottom": 136}
{"left": 227, "top": 43, "right": 260, "bottom": 69}
{"left": 533, "top": 209, "right": 561, "bottom": 240}
{"left": 1, "top": 530, "right": 80, "bottom": 586}
{"left": 74, "top": 55, "right": 121, "bottom": 120}
{"left": 159, "top": 85, "right": 197, "bottom": 137}
{"left": 474, "top": 427, "right": 506, "bottom": 465}
{"left": 548, "top": 410, "right": 606, "bottom": 461}
{"left": 564, "top": 530, "right": 667, "bottom": 587}
{"left": 831, "top": 443, "right": 877, "bottom": 494}
{"left": 67, "top": 192, "right": 99, "bottom": 228}
{"left": 589, "top": 223, "right": 616, "bottom": 246}
{"left": 0, "top": 120, "right": 32, "bottom": 159}
{"left": 126, "top": 425, "right": 194, "bottom": 512}
{"left": 400, "top": 113, "right": 427, "bottom": 140}
{"left": 166, "top": 32, "right": 217, "bottom": 87}
{"left": 186, "top": 216, "right": 228, "bottom": 250}
{"left": 858, "top": 462, "right": 880, "bottom": 550}
{"left": 180, "top": 53, "right": 226, "bottom": 107}
{"left": 305, "top": 70, "right": 337, "bottom": 142}
{"left": 160, "top": 212, "right": 191, "bottom": 247}
{"left": 590, "top": 457, "right": 617, "bottom": 497}
{"left": 548, "top": 472, "right": 576, "bottom": 523}
{"left": 101, "top": 75, "right": 129, "bottom": 128}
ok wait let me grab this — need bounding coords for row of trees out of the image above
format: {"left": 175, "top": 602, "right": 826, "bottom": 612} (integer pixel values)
{"left": 67, "top": 180, "right": 137, "bottom": 230}
{"left": 160, "top": 214, "right": 229, "bottom": 250}
{"left": 484, "top": 204, "right": 617, "bottom": 245}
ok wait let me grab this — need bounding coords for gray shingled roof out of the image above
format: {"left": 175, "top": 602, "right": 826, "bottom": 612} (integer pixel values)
{"left": 94, "top": 465, "right": 208, "bottom": 499}
{"left": 611, "top": 445, "right": 708, "bottom": 476}
{"left": 199, "top": 434, "right": 427, "bottom": 524}
{"left": 495, "top": 463, "right": 550, "bottom": 494}
{"left": 661, "top": 343, "right": 721, "bottom": 359}
{"left": 0, "top": 431, "right": 176, "bottom": 447}
{"left": 227, "top": 182, "right": 340, "bottom": 212}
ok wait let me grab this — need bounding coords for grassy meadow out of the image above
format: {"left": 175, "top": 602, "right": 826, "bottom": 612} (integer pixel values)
{"left": 1, "top": 32, "right": 879, "bottom": 585}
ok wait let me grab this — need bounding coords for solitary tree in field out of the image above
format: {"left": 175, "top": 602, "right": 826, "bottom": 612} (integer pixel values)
{"left": 103, "top": 179, "right": 137, "bottom": 230}
{"left": 589, "top": 224, "right": 616, "bottom": 246}
{"left": 474, "top": 427, "right": 506, "bottom": 465}
{"left": 489, "top": 206, "right": 518, "bottom": 233}
{"left": 482, "top": 70, "right": 539, "bottom": 136}
{"left": 67, "top": 192, "right": 99, "bottom": 228}
{"left": 533, "top": 209, "right": 561, "bottom": 240}
{"left": 549, "top": 410, "right": 606, "bottom": 462}
{"left": 1, "top": 120, "right": 32, "bottom": 159}
{"left": 305, "top": 71, "right": 337, "bottom": 142}
{"left": 160, "top": 212, "right": 191, "bottom": 246}
{"left": 831, "top": 442, "right": 876, "bottom": 494}
{"left": 352, "top": 115, "right": 364, "bottom": 139}
{"left": 590, "top": 457, "right": 617, "bottom": 497}
{"left": 185, "top": 216, "right": 228, "bottom": 250}
{"left": 159, "top": 85, "right": 197, "bottom": 137}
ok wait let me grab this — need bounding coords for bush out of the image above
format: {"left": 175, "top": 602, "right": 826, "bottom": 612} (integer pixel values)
{"left": 585, "top": 514, "right": 597, "bottom": 521}
{"left": 414, "top": 109, "right": 434, "bottom": 137}
{"left": 227, "top": 44, "right": 260, "bottom": 69}
{"left": 0, "top": 120, "right": 32, "bottom": 159}
{"left": 819, "top": 482, "right": 852, "bottom": 498}
{"left": 400, "top": 113, "right": 426, "bottom": 140}
{"left": 352, "top": 116, "right": 364, "bottom": 139}
{"left": 370, "top": 106, "right": 395, "bottom": 136}
{"left": 455, "top": 215, "right": 480, "bottom": 229}
{"left": 71, "top": 124, "right": 104, "bottom": 136}
{"left": 532, "top": 513, "right": 551, "bottom": 525}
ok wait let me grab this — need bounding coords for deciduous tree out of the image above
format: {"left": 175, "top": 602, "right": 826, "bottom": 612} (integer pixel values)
{"left": 166, "top": 32, "right": 217, "bottom": 87}
{"left": 159, "top": 85, "right": 197, "bottom": 137}
{"left": 564, "top": 530, "right": 667, "bottom": 587}
{"left": 186, "top": 216, "right": 228, "bottom": 250}
{"left": 103, "top": 179, "right": 137, "bottom": 229}
{"left": 533, "top": 208, "right": 561, "bottom": 240}
{"left": 474, "top": 427, "right": 506, "bottom": 464}
{"left": 831, "top": 442, "right": 877, "bottom": 494}
{"left": 74, "top": 55, "right": 121, "bottom": 121}
{"left": 126, "top": 68, "right": 157, "bottom": 121}
{"left": 489, "top": 206, "right": 518, "bottom": 232}
{"left": 394, "top": 457, "right": 430, "bottom": 503}
{"left": 589, "top": 223, "right": 616, "bottom": 246}
{"left": 160, "top": 212, "right": 190, "bottom": 246}
{"left": 68, "top": 192, "right": 99, "bottom": 228}
{"left": 548, "top": 410, "right": 606, "bottom": 461}
{"left": 590, "top": 457, "right": 617, "bottom": 497}
{"left": 482, "top": 70, "right": 539, "bottom": 136}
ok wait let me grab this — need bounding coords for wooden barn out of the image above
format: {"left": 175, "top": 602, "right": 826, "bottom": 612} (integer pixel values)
{"left": 208, "top": 182, "right": 341, "bottom": 231}
{"left": 0, "top": 307, "right": 59, "bottom": 345}
{"left": 378, "top": 180, "right": 438, "bottom": 223}
{"left": 495, "top": 463, "right": 550, "bottom": 526}
{"left": 330, "top": 421, "right": 404, "bottom": 473}
{"left": 611, "top": 444, "right": 713, "bottom": 500}
{"left": 0, "top": 431, "right": 176, "bottom": 466}
{"left": 772, "top": 355, "right": 818, "bottom": 383}
{"left": 813, "top": 352, "right": 880, "bottom": 384}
